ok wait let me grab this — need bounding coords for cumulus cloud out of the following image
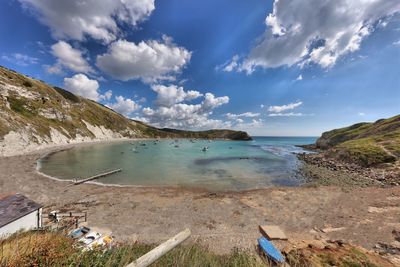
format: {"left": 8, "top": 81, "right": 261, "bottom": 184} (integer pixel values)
{"left": 295, "top": 74, "right": 303, "bottom": 81}
{"left": 108, "top": 95, "right": 141, "bottom": 116}
{"left": 63, "top": 73, "right": 101, "bottom": 101}
{"left": 96, "top": 37, "right": 191, "bottom": 82}
{"left": 48, "top": 41, "right": 94, "bottom": 74}
{"left": 1, "top": 53, "right": 38, "bottom": 66}
{"left": 103, "top": 90, "right": 113, "bottom": 101}
{"left": 225, "top": 112, "right": 260, "bottom": 119}
{"left": 142, "top": 85, "right": 229, "bottom": 129}
{"left": 225, "top": 0, "right": 400, "bottom": 73}
{"left": 268, "top": 101, "right": 302, "bottom": 113}
{"left": 151, "top": 84, "right": 202, "bottom": 107}
{"left": 19, "top": 0, "right": 155, "bottom": 43}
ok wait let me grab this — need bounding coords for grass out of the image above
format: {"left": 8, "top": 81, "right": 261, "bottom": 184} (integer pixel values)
{"left": 285, "top": 245, "right": 383, "bottom": 267}
{"left": 336, "top": 138, "right": 396, "bottom": 166}
{"left": 0, "top": 231, "right": 265, "bottom": 267}
{"left": 316, "top": 115, "right": 400, "bottom": 166}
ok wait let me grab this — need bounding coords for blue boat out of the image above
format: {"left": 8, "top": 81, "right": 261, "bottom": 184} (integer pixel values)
{"left": 258, "top": 237, "right": 285, "bottom": 263}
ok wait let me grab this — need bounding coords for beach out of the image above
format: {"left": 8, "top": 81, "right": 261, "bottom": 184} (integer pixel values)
{"left": 1, "top": 142, "right": 399, "bottom": 255}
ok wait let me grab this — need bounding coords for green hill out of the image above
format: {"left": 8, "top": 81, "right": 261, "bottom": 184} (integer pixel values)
{"left": 0, "top": 66, "right": 250, "bottom": 156}
{"left": 316, "top": 115, "right": 400, "bottom": 166}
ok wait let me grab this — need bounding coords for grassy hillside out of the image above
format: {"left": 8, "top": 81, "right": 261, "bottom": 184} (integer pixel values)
{"left": 0, "top": 66, "right": 251, "bottom": 146}
{"left": 316, "top": 115, "right": 400, "bottom": 166}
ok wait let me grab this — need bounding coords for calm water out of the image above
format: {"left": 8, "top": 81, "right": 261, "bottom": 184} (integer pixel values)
{"left": 38, "top": 137, "right": 317, "bottom": 191}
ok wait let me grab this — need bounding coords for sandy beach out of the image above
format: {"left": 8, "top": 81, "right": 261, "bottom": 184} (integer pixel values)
{"left": 1, "top": 142, "right": 400, "bottom": 254}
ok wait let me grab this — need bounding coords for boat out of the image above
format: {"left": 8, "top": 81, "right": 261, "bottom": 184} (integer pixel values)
{"left": 202, "top": 146, "right": 209, "bottom": 152}
{"left": 174, "top": 144, "right": 180, "bottom": 148}
{"left": 257, "top": 237, "right": 285, "bottom": 263}
{"left": 78, "top": 231, "right": 102, "bottom": 246}
{"left": 86, "top": 235, "right": 114, "bottom": 250}
{"left": 68, "top": 226, "right": 90, "bottom": 239}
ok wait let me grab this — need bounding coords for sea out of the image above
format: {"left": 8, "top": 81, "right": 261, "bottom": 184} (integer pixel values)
{"left": 38, "top": 136, "right": 317, "bottom": 191}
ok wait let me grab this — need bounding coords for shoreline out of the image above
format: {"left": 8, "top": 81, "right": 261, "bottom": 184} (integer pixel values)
{"left": 1, "top": 141, "right": 400, "bottom": 259}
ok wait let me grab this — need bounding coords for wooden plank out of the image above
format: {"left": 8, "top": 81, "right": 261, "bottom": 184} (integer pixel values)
{"left": 126, "top": 228, "right": 191, "bottom": 267}
{"left": 73, "top": 169, "right": 122, "bottom": 185}
{"left": 259, "top": 225, "right": 287, "bottom": 240}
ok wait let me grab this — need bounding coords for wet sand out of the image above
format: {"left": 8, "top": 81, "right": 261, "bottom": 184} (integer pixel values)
{"left": 0, "top": 143, "right": 399, "bottom": 254}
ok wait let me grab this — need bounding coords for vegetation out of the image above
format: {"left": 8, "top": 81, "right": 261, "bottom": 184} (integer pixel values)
{"left": 1, "top": 231, "right": 393, "bottom": 267}
{"left": 0, "top": 231, "right": 264, "bottom": 267}
{"left": 316, "top": 115, "right": 400, "bottom": 166}
{"left": 0, "top": 65, "right": 251, "bottom": 143}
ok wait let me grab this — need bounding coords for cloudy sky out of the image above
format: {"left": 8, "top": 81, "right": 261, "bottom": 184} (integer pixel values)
{"left": 0, "top": 0, "right": 399, "bottom": 136}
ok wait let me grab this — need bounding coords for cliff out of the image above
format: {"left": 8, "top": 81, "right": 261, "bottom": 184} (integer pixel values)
{"left": 0, "top": 66, "right": 251, "bottom": 156}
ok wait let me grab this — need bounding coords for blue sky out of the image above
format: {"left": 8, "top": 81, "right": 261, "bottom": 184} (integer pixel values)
{"left": 0, "top": 0, "right": 399, "bottom": 136}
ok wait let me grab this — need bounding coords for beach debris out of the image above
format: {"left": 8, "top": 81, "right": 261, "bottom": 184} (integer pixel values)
{"left": 259, "top": 225, "right": 288, "bottom": 240}
{"left": 258, "top": 236, "right": 285, "bottom": 263}
{"left": 126, "top": 228, "right": 191, "bottom": 267}
{"left": 321, "top": 226, "right": 346, "bottom": 233}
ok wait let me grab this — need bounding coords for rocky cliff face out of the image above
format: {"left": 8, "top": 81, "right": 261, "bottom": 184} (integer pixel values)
{"left": 315, "top": 115, "right": 400, "bottom": 167}
{"left": 0, "top": 66, "right": 251, "bottom": 156}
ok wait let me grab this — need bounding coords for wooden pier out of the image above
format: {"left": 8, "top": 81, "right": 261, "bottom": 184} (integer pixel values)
{"left": 73, "top": 169, "right": 122, "bottom": 185}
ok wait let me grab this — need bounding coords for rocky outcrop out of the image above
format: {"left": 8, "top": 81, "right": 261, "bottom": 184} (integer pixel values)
{"left": 314, "top": 115, "right": 400, "bottom": 167}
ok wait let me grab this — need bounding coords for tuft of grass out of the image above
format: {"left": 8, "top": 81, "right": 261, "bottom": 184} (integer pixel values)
{"left": 53, "top": 86, "right": 80, "bottom": 103}
{"left": 7, "top": 96, "right": 36, "bottom": 117}
{"left": 22, "top": 80, "right": 33, "bottom": 87}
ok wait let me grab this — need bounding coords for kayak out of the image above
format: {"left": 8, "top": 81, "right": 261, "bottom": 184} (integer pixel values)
{"left": 258, "top": 237, "right": 285, "bottom": 263}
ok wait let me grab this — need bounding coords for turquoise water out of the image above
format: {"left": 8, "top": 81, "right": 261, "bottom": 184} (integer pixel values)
{"left": 39, "top": 137, "right": 317, "bottom": 191}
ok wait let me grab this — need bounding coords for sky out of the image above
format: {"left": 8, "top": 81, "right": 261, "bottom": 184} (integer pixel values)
{"left": 0, "top": 0, "right": 399, "bottom": 136}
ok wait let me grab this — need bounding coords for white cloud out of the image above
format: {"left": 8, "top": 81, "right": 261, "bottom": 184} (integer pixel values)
{"left": 358, "top": 112, "right": 366, "bottom": 116}
{"left": 151, "top": 84, "right": 202, "bottom": 107}
{"left": 260, "top": 104, "right": 264, "bottom": 109}
{"left": 63, "top": 74, "right": 100, "bottom": 101}
{"left": 142, "top": 86, "right": 229, "bottom": 129}
{"left": 295, "top": 74, "right": 303, "bottom": 81}
{"left": 268, "top": 101, "right": 302, "bottom": 113}
{"left": 19, "top": 0, "right": 155, "bottom": 43}
{"left": 226, "top": 112, "right": 260, "bottom": 119}
{"left": 225, "top": 0, "right": 400, "bottom": 72}
{"left": 96, "top": 37, "right": 191, "bottom": 82}
{"left": 108, "top": 95, "right": 141, "bottom": 116}
{"left": 103, "top": 90, "right": 113, "bottom": 101}
{"left": 268, "top": 112, "right": 305, "bottom": 117}
{"left": 393, "top": 40, "right": 400, "bottom": 46}
{"left": 217, "top": 55, "right": 239, "bottom": 72}
{"left": 1, "top": 53, "right": 38, "bottom": 66}
{"left": 49, "top": 41, "right": 94, "bottom": 74}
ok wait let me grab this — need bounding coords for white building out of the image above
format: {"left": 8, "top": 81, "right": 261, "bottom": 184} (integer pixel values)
{"left": 0, "top": 193, "right": 42, "bottom": 238}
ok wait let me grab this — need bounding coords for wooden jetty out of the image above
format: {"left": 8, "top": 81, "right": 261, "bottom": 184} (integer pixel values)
{"left": 73, "top": 169, "right": 122, "bottom": 185}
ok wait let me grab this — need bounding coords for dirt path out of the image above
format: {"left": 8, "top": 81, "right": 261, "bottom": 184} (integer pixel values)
{"left": 0, "top": 148, "right": 400, "bottom": 256}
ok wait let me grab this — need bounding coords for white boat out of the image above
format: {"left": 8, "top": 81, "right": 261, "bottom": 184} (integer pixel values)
{"left": 78, "top": 231, "right": 102, "bottom": 246}
{"left": 202, "top": 146, "right": 209, "bottom": 152}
